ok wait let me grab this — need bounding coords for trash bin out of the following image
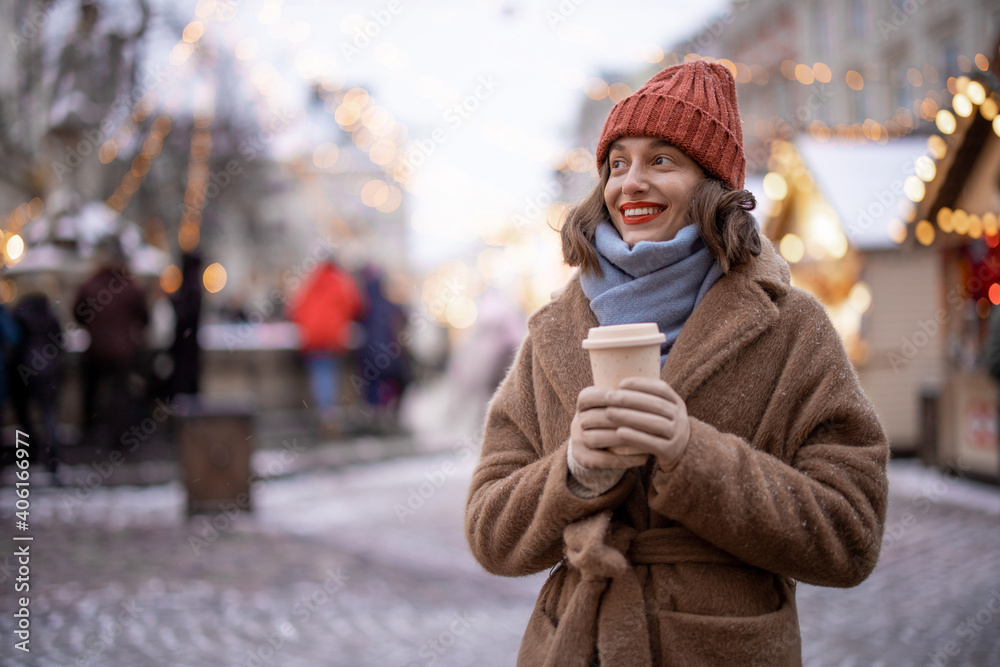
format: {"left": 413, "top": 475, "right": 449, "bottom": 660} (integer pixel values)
{"left": 176, "top": 398, "right": 255, "bottom": 516}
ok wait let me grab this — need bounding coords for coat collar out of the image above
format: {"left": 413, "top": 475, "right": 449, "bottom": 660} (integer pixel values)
{"left": 529, "top": 239, "right": 791, "bottom": 414}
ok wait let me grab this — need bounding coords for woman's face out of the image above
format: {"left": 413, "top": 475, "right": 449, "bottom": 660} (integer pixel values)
{"left": 603, "top": 136, "right": 705, "bottom": 246}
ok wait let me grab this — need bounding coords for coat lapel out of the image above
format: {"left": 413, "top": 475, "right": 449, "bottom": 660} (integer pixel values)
{"left": 530, "top": 239, "right": 791, "bottom": 414}
{"left": 664, "top": 239, "right": 790, "bottom": 399}
{"left": 528, "top": 280, "right": 599, "bottom": 416}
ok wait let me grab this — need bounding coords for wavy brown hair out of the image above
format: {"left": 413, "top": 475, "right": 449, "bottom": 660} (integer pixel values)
{"left": 560, "top": 162, "right": 762, "bottom": 277}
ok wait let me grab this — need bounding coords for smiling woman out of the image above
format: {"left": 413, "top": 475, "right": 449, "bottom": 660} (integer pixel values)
{"left": 604, "top": 138, "right": 705, "bottom": 245}
{"left": 465, "top": 60, "right": 890, "bottom": 666}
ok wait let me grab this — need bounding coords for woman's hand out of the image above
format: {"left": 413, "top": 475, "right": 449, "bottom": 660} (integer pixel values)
{"left": 570, "top": 376, "right": 690, "bottom": 471}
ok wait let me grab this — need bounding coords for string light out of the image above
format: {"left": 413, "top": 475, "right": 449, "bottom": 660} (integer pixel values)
{"left": 178, "top": 87, "right": 215, "bottom": 252}
{"left": 106, "top": 115, "right": 172, "bottom": 213}
{"left": 6, "top": 0, "right": 219, "bottom": 227}
{"left": 952, "top": 93, "right": 973, "bottom": 117}
{"left": 915, "top": 220, "right": 935, "bottom": 245}
{"left": 935, "top": 109, "right": 956, "bottom": 134}
{"left": 937, "top": 207, "right": 954, "bottom": 233}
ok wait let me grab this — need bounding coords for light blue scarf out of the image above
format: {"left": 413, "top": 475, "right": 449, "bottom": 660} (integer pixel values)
{"left": 580, "top": 221, "right": 724, "bottom": 362}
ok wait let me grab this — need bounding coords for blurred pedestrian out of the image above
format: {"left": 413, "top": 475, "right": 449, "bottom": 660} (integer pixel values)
{"left": 169, "top": 252, "right": 203, "bottom": 399}
{"left": 444, "top": 288, "right": 525, "bottom": 436}
{"left": 0, "top": 302, "right": 20, "bottom": 449}
{"left": 357, "top": 264, "right": 412, "bottom": 432}
{"left": 74, "top": 235, "right": 149, "bottom": 449}
{"left": 465, "top": 61, "right": 889, "bottom": 666}
{"left": 287, "top": 254, "right": 362, "bottom": 436}
{"left": 8, "top": 293, "right": 63, "bottom": 475}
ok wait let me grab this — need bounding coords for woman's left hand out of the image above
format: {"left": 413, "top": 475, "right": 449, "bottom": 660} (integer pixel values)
{"left": 605, "top": 376, "right": 691, "bottom": 471}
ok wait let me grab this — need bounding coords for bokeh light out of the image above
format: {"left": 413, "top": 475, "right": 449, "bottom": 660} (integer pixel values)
{"left": 763, "top": 172, "right": 788, "bottom": 201}
{"left": 5, "top": 234, "right": 24, "bottom": 261}
{"left": 313, "top": 143, "right": 340, "bottom": 169}
{"left": 937, "top": 207, "right": 954, "bottom": 233}
{"left": 935, "top": 109, "right": 956, "bottom": 134}
{"left": 203, "top": 262, "right": 227, "bottom": 293}
{"left": 779, "top": 233, "right": 804, "bottom": 263}
{"left": 915, "top": 220, "right": 935, "bottom": 245}
{"left": 952, "top": 93, "right": 973, "bottom": 117}
{"left": 182, "top": 21, "right": 204, "bottom": 43}
{"left": 235, "top": 38, "right": 258, "bottom": 60}
{"left": 965, "top": 81, "right": 986, "bottom": 105}
{"left": 887, "top": 219, "right": 907, "bottom": 244}
{"left": 990, "top": 283, "right": 1000, "bottom": 306}
{"left": 160, "top": 265, "right": 183, "bottom": 294}
{"left": 848, "top": 282, "right": 873, "bottom": 313}
{"left": 914, "top": 156, "right": 936, "bottom": 182}
{"left": 445, "top": 296, "right": 478, "bottom": 329}
{"left": 903, "top": 176, "right": 926, "bottom": 202}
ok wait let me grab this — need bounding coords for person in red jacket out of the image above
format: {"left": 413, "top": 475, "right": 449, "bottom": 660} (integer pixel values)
{"left": 286, "top": 256, "right": 362, "bottom": 435}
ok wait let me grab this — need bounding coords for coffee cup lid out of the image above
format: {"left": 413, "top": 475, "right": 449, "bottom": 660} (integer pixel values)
{"left": 582, "top": 323, "right": 666, "bottom": 350}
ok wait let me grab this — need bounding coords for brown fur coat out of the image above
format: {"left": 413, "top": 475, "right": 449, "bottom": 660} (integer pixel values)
{"left": 464, "top": 239, "right": 889, "bottom": 666}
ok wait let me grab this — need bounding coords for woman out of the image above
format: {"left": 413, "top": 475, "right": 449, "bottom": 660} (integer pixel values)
{"left": 464, "top": 60, "right": 889, "bottom": 666}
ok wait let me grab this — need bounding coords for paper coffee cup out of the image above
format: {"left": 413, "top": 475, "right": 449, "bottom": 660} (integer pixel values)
{"left": 582, "top": 323, "right": 666, "bottom": 456}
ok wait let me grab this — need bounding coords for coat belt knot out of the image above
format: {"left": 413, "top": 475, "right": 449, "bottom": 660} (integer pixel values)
{"left": 544, "top": 511, "right": 743, "bottom": 667}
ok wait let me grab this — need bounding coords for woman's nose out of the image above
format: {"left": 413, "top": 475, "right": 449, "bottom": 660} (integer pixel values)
{"left": 622, "top": 165, "right": 647, "bottom": 195}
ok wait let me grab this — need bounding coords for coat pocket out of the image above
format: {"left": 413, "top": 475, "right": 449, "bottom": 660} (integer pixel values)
{"left": 516, "top": 605, "right": 556, "bottom": 667}
{"left": 657, "top": 582, "right": 801, "bottom": 667}
{"left": 517, "top": 579, "right": 560, "bottom": 667}
{"left": 516, "top": 565, "right": 568, "bottom": 666}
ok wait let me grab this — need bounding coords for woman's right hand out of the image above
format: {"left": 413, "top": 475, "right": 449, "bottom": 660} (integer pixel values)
{"left": 570, "top": 386, "right": 650, "bottom": 469}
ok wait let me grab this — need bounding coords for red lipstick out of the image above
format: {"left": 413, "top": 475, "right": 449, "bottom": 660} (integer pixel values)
{"left": 619, "top": 201, "right": 666, "bottom": 225}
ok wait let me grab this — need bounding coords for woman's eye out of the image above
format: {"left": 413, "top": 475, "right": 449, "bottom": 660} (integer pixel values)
{"left": 654, "top": 155, "right": 672, "bottom": 165}
{"left": 611, "top": 158, "right": 625, "bottom": 169}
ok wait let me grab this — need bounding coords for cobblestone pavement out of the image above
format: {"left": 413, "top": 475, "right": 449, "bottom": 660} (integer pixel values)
{"left": 1, "top": 454, "right": 998, "bottom": 666}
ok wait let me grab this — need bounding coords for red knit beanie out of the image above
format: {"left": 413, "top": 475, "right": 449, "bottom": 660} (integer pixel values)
{"left": 595, "top": 60, "right": 746, "bottom": 191}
